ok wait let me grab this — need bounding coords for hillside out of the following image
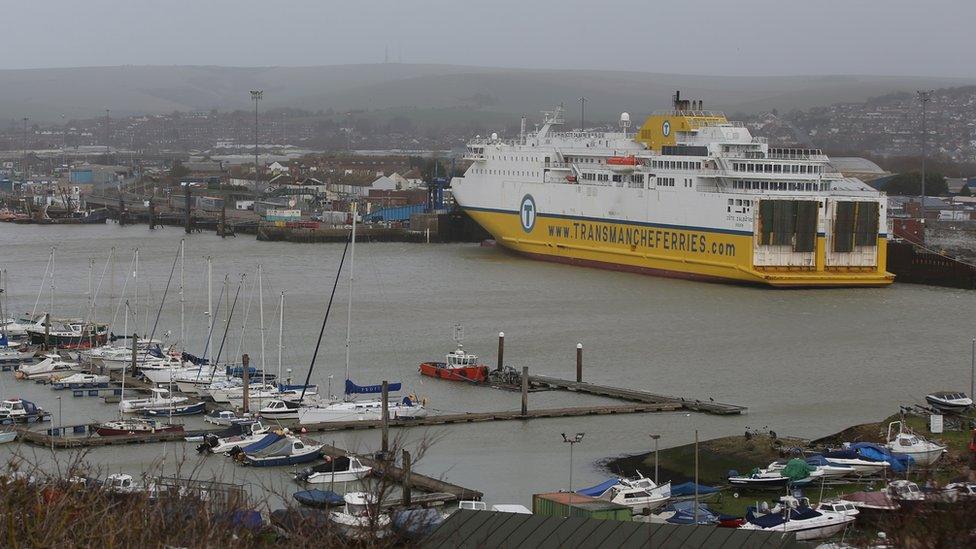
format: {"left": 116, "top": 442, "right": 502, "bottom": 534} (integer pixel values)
{"left": 3, "top": 64, "right": 975, "bottom": 123}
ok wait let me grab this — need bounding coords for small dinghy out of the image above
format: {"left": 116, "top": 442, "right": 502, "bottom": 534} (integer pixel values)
{"left": 293, "top": 455, "right": 372, "bottom": 484}
{"left": 925, "top": 391, "right": 973, "bottom": 414}
{"left": 293, "top": 488, "right": 344, "bottom": 508}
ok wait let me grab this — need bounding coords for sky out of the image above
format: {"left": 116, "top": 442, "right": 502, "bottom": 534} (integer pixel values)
{"left": 4, "top": 0, "right": 976, "bottom": 77}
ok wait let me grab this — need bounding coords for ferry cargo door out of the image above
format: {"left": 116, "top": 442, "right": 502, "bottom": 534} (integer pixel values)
{"left": 826, "top": 201, "right": 879, "bottom": 267}
{"left": 753, "top": 199, "right": 819, "bottom": 268}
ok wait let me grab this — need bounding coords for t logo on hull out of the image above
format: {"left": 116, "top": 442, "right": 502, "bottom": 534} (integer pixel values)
{"left": 520, "top": 194, "right": 537, "bottom": 233}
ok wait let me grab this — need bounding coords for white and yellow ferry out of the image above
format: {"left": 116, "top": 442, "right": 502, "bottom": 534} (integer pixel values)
{"left": 452, "top": 92, "right": 893, "bottom": 287}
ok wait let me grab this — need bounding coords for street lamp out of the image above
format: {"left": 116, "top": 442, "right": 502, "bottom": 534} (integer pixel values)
{"left": 561, "top": 432, "right": 584, "bottom": 517}
{"left": 649, "top": 434, "right": 661, "bottom": 484}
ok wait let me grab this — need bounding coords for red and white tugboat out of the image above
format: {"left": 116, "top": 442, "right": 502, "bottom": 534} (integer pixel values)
{"left": 418, "top": 325, "right": 489, "bottom": 383}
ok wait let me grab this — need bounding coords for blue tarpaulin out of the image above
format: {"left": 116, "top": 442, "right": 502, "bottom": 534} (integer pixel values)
{"left": 853, "top": 443, "right": 914, "bottom": 472}
{"left": 241, "top": 433, "right": 282, "bottom": 453}
{"left": 670, "top": 482, "right": 721, "bottom": 497}
{"left": 577, "top": 478, "right": 619, "bottom": 497}
{"left": 345, "top": 379, "right": 402, "bottom": 395}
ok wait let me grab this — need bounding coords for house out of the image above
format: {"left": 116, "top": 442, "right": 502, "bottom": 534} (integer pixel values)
{"left": 370, "top": 175, "right": 398, "bottom": 191}
{"left": 268, "top": 161, "right": 289, "bottom": 174}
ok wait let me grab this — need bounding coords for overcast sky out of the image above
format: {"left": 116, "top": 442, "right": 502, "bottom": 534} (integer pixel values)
{"left": 5, "top": 0, "right": 975, "bottom": 77}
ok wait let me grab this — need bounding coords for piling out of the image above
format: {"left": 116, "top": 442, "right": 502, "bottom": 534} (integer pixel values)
{"left": 148, "top": 199, "right": 156, "bottom": 230}
{"left": 381, "top": 380, "right": 389, "bottom": 454}
{"left": 576, "top": 342, "right": 583, "bottom": 383}
{"left": 44, "top": 313, "right": 50, "bottom": 349}
{"left": 496, "top": 332, "right": 505, "bottom": 372}
{"left": 402, "top": 449, "right": 412, "bottom": 506}
{"left": 131, "top": 333, "right": 137, "bottom": 372}
{"left": 241, "top": 354, "right": 250, "bottom": 413}
{"left": 521, "top": 366, "right": 528, "bottom": 416}
{"left": 118, "top": 195, "right": 126, "bottom": 226}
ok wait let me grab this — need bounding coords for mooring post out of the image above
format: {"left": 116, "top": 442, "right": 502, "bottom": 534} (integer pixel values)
{"left": 381, "top": 380, "right": 389, "bottom": 454}
{"left": 576, "top": 342, "right": 583, "bottom": 383}
{"left": 496, "top": 331, "right": 505, "bottom": 372}
{"left": 148, "top": 199, "right": 156, "bottom": 230}
{"left": 44, "top": 313, "right": 51, "bottom": 349}
{"left": 521, "top": 366, "right": 528, "bottom": 416}
{"left": 241, "top": 354, "right": 250, "bottom": 414}
{"left": 402, "top": 449, "right": 412, "bottom": 506}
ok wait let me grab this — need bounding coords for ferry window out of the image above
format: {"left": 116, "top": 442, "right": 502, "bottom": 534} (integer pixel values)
{"left": 774, "top": 165, "right": 782, "bottom": 173}
{"left": 747, "top": 163, "right": 754, "bottom": 171}
{"left": 762, "top": 182, "right": 768, "bottom": 190}
{"left": 764, "top": 164, "right": 772, "bottom": 173}
{"left": 800, "top": 165, "right": 807, "bottom": 174}
{"left": 697, "top": 163, "right": 701, "bottom": 170}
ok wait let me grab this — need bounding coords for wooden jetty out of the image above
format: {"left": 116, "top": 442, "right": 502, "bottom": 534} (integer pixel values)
{"left": 527, "top": 374, "right": 745, "bottom": 415}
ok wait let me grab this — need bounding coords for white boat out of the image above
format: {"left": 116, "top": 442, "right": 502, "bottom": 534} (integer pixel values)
{"left": 200, "top": 422, "right": 270, "bottom": 454}
{"left": 925, "top": 391, "right": 973, "bottom": 414}
{"left": 740, "top": 496, "right": 856, "bottom": 541}
{"left": 51, "top": 372, "right": 110, "bottom": 389}
{"left": 172, "top": 369, "right": 232, "bottom": 395}
{"left": 298, "top": 396, "right": 427, "bottom": 424}
{"left": 885, "top": 421, "right": 945, "bottom": 466}
{"left": 204, "top": 410, "right": 251, "bottom": 426}
{"left": 579, "top": 473, "right": 671, "bottom": 513}
{"left": 329, "top": 492, "right": 392, "bottom": 540}
{"left": 886, "top": 480, "right": 926, "bottom": 503}
{"left": 767, "top": 458, "right": 853, "bottom": 479}
{"left": 815, "top": 500, "right": 860, "bottom": 519}
{"left": 821, "top": 455, "right": 889, "bottom": 476}
{"left": 259, "top": 398, "right": 301, "bottom": 420}
{"left": 0, "top": 428, "right": 17, "bottom": 444}
{"left": 105, "top": 473, "right": 139, "bottom": 494}
{"left": 0, "top": 398, "right": 47, "bottom": 422}
{"left": 16, "top": 355, "right": 77, "bottom": 380}
{"left": 294, "top": 456, "right": 372, "bottom": 484}
{"left": 119, "top": 388, "right": 188, "bottom": 413}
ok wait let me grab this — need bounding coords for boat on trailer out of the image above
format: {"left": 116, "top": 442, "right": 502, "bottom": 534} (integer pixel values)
{"left": 885, "top": 421, "right": 945, "bottom": 466}
{"left": 925, "top": 391, "right": 973, "bottom": 414}
{"left": 740, "top": 496, "right": 855, "bottom": 541}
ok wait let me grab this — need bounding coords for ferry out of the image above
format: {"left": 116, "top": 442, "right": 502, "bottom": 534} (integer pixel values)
{"left": 452, "top": 92, "right": 893, "bottom": 287}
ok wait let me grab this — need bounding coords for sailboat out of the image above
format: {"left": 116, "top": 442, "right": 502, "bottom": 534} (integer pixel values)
{"left": 297, "top": 204, "right": 427, "bottom": 426}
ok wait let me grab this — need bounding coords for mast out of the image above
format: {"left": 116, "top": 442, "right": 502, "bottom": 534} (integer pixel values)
{"left": 87, "top": 257, "right": 94, "bottom": 320}
{"left": 133, "top": 248, "right": 139, "bottom": 338}
{"left": 206, "top": 256, "right": 213, "bottom": 365}
{"left": 277, "top": 291, "right": 284, "bottom": 383}
{"left": 179, "top": 240, "right": 185, "bottom": 355}
{"left": 343, "top": 202, "right": 357, "bottom": 389}
{"left": 258, "top": 264, "right": 266, "bottom": 385}
{"left": 49, "top": 246, "right": 55, "bottom": 316}
{"left": 120, "top": 301, "right": 129, "bottom": 418}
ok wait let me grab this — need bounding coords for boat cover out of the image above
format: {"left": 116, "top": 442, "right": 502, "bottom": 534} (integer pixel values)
{"left": 0, "top": 334, "right": 8, "bottom": 347}
{"left": 747, "top": 506, "right": 822, "bottom": 528}
{"left": 181, "top": 351, "right": 208, "bottom": 366}
{"left": 293, "top": 489, "right": 344, "bottom": 508}
{"left": 670, "top": 482, "right": 720, "bottom": 497}
{"left": 310, "top": 456, "right": 351, "bottom": 473}
{"left": 849, "top": 443, "right": 914, "bottom": 472}
{"left": 576, "top": 478, "right": 619, "bottom": 497}
{"left": 805, "top": 455, "right": 848, "bottom": 468}
{"left": 842, "top": 491, "right": 897, "bottom": 509}
{"left": 345, "top": 379, "right": 402, "bottom": 394}
{"left": 278, "top": 383, "right": 315, "bottom": 392}
{"left": 215, "top": 509, "right": 263, "bottom": 531}
{"left": 665, "top": 502, "right": 718, "bottom": 525}
{"left": 781, "top": 458, "right": 814, "bottom": 481}
{"left": 249, "top": 437, "right": 299, "bottom": 458}
{"left": 241, "top": 433, "right": 282, "bottom": 453}
{"left": 394, "top": 508, "right": 444, "bottom": 538}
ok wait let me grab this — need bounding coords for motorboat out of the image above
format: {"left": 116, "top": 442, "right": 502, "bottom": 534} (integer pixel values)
{"left": 815, "top": 500, "right": 860, "bottom": 519}
{"left": 198, "top": 422, "right": 270, "bottom": 454}
{"left": 119, "top": 388, "right": 188, "bottom": 413}
{"left": 294, "top": 455, "right": 372, "bottom": 484}
{"left": 0, "top": 398, "right": 49, "bottom": 423}
{"left": 298, "top": 390, "right": 427, "bottom": 425}
{"left": 728, "top": 462, "right": 824, "bottom": 489}
{"left": 418, "top": 343, "right": 489, "bottom": 383}
{"left": 329, "top": 492, "right": 392, "bottom": 541}
{"left": 577, "top": 473, "right": 671, "bottom": 512}
{"left": 51, "top": 372, "right": 110, "bottom": 389}
{"left": 925, "top": 391, "right": 973, "bottom": 414}
{"left": 203, "top": 410, "right": 251, "bottom": 426}
{"left": 945, "top": 482, "right": 976, "bottom": 500}
{"left": 105, "top": 473, "right": 139, "bottom": 494}
{"left": 259, "top": 398, "right": 301, "bottom": 421}
{"left": 458, "top": 501, "right": 488, "bottom": 511}
{"left": 767, "top": 455, "right": 854, "bottom": 479}
{"left": 740, "top": 495, "right": 856, "bottom": 541}
{"left": 886, "top": 480, "right": 926, "bottom": 509}
{"left": 95, "top": 418, "right": 184, "bottom": 436}
{"left": 172, "top": 369, "right": 234, "bottom": 395}
{"left": 141, "top": 401, "right": 206, "bottom": 417}
{"left": 885, "top": 421, "right": 946, "bottom": 466}
{"left": 26, "top": 317, "right": 108, "bottom": 348}
{"left": 15, "top": 355, "right": 76, "bottom": 380}
{"left": 237, "top": 435, "right": 322, "bottom": 467}
{"left": 821, "top": 451, "right": 890, "bottom": 476}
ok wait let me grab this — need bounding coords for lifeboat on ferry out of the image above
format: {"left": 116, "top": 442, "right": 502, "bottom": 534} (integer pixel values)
{"left": 418, "top": 344, "right": 489, "bottom": 383}
{"left": 607, "top": 155, "right": 639, "bottom": 172}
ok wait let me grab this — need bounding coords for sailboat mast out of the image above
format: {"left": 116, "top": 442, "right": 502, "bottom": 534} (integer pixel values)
{"left": 133, "top": 248, "right": 139, "bottom": 337}
{"left": 49, "top": 246, "right": 55, "bottom": 315}
{"left": 179, "top": 240, "right": 185, "bottom": 355}
{"left": 206, "top": 256, "right": 213, "bottom": 364}
{"left": 343, "top": 202, "right": 357, "bottom": 387}
{"left": 258, "top": 264, "right": 266, "bottom": 384}
{"left": 277, "top": 291, "right": 284, "bottom": 382}
{"left": 87, "top": 257, "right": 94, "bottom": 320}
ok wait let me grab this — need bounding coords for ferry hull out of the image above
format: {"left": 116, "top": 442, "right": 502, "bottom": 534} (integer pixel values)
{"left": 465, "top": 208, "right": 893, "bottom": 288}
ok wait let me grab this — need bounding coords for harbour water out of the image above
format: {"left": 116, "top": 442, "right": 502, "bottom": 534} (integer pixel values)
{"left": 1, "top": 223, "right": 974, "bottom": 505}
